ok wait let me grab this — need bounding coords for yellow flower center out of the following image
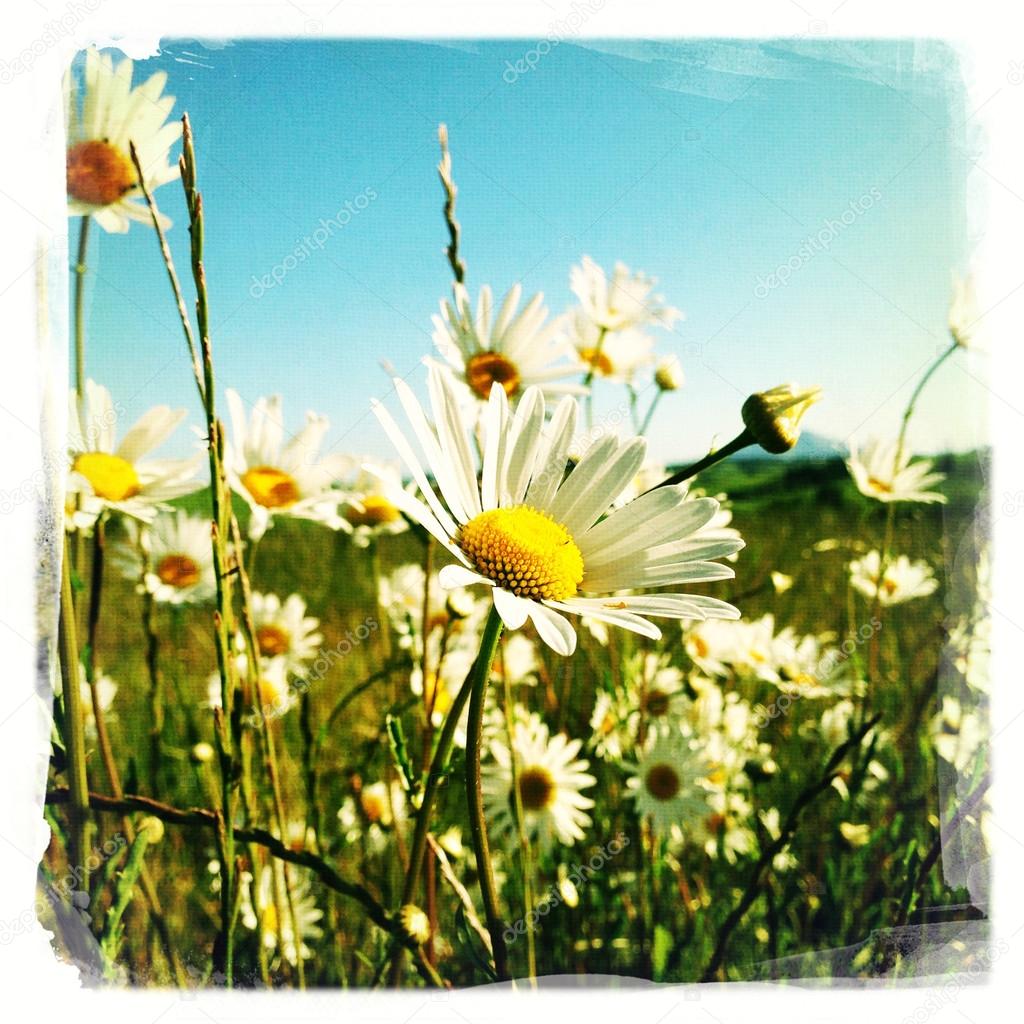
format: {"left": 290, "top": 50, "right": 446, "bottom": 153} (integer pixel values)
{"left": 73, "top": 451, "right": 141, "bottom": 502}
{"left": 518, "top": 766, "right": 557, "bottom": 811}
{"left": 881, "top": 576, "right": 898, "bottom": 596}
{"left": 422, "top": 673, "right": 453, "bottom": 717}
{"left": 465, "top": 351, "right": 521, "bottom": 400}
{"left": 242, "top": 466, "right": 301, "bottom": 508}
{"left": 156, "top": 554, "right": 200, "bottom": 588}
{"left": 579, "top": 346, "right": 615, "bottom": 378}
{"left": 344, "top": 494, "right": 400, "bottom": 527}
{"left": 67, "top": 140, "right": 136, "bottom": 207}
{"left": 867, "top": 476, "right": 894, "bottom": 494}
{"left": 645, "top": 763, "right": 681, "bottom": 801}
{"left": 690, "top": 635, "right": 710, "bottom": 659}
{"left": 256, "top": 624, "right": 291, "bottom": 658}
{"left": 458, "top": 506, "right": 583, "bottom": 601}
{"left": 361, "top": 792, "right": 387, "bottom": 823}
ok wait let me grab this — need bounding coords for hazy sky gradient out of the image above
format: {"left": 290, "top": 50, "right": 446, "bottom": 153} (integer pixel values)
{"left": 77, "top": 38, "right": 987, "bottom": 465}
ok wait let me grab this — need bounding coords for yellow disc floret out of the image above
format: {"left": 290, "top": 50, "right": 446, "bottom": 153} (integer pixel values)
{"left": 67, "top": 140, "right": 136, "bottom": 207}
{"left": 458, "top": 505, "right": 583, "bottom": 601}
{"left": 73, "top": 451, "right": 141, "bottom": 502}
{"left": 242, "top": 466, "right": 301, "bottom": 508}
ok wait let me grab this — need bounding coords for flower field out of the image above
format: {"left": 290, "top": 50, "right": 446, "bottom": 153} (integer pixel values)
{"left": 40, "top": 48, "right": 991, "bottom": 989}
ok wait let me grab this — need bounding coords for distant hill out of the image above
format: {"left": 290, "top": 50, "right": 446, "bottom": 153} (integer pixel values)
{"left": 733, "top": 430, "right": 848, "bottom": 462}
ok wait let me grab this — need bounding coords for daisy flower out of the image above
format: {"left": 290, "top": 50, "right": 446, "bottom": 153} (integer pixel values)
{"left": 207, "top": 656, "right": 294, "bottom": 720}
{"left": 110, "top": 510, "right": 216, "bottom": 606}
{"left": 225, "top": 389, "right": 349, "bottom": 540}
{"left": 67, "top": 380, "right": 204, "bottom": 523}
{"left": 848, "top": 550, "right": 939, "bottom": 606}
{"left": 846, "top": 439, "right": 946, "bottom": 504}
{"left": 569, "top": 256, "right": 682, "bottom": 333}
{"left": 248, "top": 592, "right": 323, "bottom": 677}
{"left": 370, "top": 366, "right": 744, "bottom": 656}
{"left": 564, "top": 308, "right": 655, "bottom": 384}
{"left": 359, "top": 780, "right": 406, "bottom": 827}
{"left": 431, "top": 283, "right": 586, "bottom": 406}
{"left": 338, "top": 461, "right": 410, "bottom": 547}
{"left": 65, "top": 48, "right": 181, "bottom": 233}
{"left": 627, "top": 730, "right": 708, "bottom": 837}
{"left": 483, "top": 712, "right": 596, "bottom": 850}
{"left": 240, "top": 861, "right": 323, "bottom": 966}
{"left": 491, "top": 632, "right": 541, "bottom": 686}
{"left": 627, "top": 652, "right": 690, "bottom": 736}
{"left": 948, "top": 274, "right": 984, "bottom": 350}
{"left": 378, "top": 563, "right": 480, "bottom": 653}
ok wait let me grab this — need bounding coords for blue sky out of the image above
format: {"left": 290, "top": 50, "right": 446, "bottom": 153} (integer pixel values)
{"left": 76, "top": 38, "right": 985, "bottom": 465}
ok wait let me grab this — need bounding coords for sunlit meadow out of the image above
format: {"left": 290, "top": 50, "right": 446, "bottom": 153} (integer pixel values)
{"left": 40, "top": 42, "right": 990, "bottom": 989}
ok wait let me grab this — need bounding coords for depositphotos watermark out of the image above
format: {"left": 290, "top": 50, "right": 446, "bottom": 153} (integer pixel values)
{"left": 502, "top": 0, "right": 607, "bottom": 84}
{"left": 753, "top": 187, "right": 882, "bottom": 298}
{"left": 249, "top": 187, "right": 378, "bottom": 297}
{"left": 504, "top": 832, "right": 629, "bottom": 944}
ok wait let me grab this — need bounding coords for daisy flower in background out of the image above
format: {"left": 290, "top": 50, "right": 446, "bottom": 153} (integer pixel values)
{"left": 569, "top": 256, "right": 682, "bottom": 333}
{"left": 370, "top": 367, "right": 743, "bottom": 655}
{"left": 483, "top": 712, "right": 596, "bottom": 851}
{"left": 846, "top": 439, "right": 946, "bottom": 504}
{"left": 563, "top": 308, "right": 655, "bottom": 384}
{"left": 628, "top": 653, "right": 690, "bottom": 735}
{"left": 589, "top": 689, "right": 628, "bottom": 761}
{"left": 491, "top": 632, "right": 541, "bottom": 686}
{"left": 67, "top": 380, "right": 204, "bottom": 523}
{"left": 110, "top": 510, "right": 216, "bottom": 605}
{"left": 65, "top": 48, "right": 182, "bottom": 232}
{"left": 207, "top": 656, "right": 294, "bottom": 719}
{"left": 225, "top": 389, "right": 349, "bottom": 540}
{"left": 358, "top": 780, "right": 406, "bottom": 828}
{"left": 848, "top": 550, "right": 939, "bottom": 605}
{"left": 430, "top": 283, "right": 586, "bottom": 407}
{"left": 338, "top": 462, "right": 410, "bottom": 547}
{"left": 948, "top": 273, "right": 985, "bottom": 350}
{"left": 247, "top": 591, "right": 323, "bottom": 677}
{"left": 240, "top": 861, "right": 323, "bottom": 966}
{"left": 931, "top": 696, "right": 988, "bottom": 775}
{"left": 627, "top": 730, "right": 708, "bottom": 837}
{"left": 654, "top": 354, "right": 685, "bottom": 392}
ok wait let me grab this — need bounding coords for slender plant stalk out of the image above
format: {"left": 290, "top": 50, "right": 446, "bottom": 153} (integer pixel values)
{"left": 647, "top": 428, "right": 756, "bottom": 494}
{"left": 73, "top": 215, "right": 90, "bottom": 400}
{"left": 437, "top": 123, "right": 466, "bottom": 285}
{"left": 388, "top": 638, "right": 483, "bottom": 984}
{"left": 501, "top": 663, "right": 537, "bottom": 982}
{"left": 138, "top": 528, "right": 164, "bottom": 796}
{"left": 581, "top": 326, "right": 608, "bottom": 430}
{"left": 131, "top": 122, "right": 240, "bottom": 985}
{"left": 638, "top": 389, "right": 662, "bottom": 437}
{"left": 464, "top": 606, "right": 510, "bottom": 981}
{"left": 230, "top": 514, "right": 307, "bottom": 988}
{"left": 58, "top": 536, "right": 93, "bottom": 883}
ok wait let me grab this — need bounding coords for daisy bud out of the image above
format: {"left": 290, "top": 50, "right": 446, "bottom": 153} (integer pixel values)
{"left": 770, "top": 571, "right": 794, "bottom": 594}
{"left": 654, "top": 354, "right": 685, "bottom": 392}
{"left": 399, "top": 903, "right": 431, "bottom": 945}
{"left": 191, "top": 741, "right": 215, "bottom": 764}
{"left": 741, "top": 384, "right": 822, "bottom": 454}
{"left": 140, "top": 816, "right": 165, "bottom": 844}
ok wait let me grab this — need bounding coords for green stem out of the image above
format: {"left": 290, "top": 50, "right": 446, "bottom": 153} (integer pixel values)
{"left": 464, "top": 606, "right": 509, "bottom": 981}
{"left": 638, "top": 390, "right": 662, "bottom": 437}
{"left": 581, "top": 326, "right": 608, "bottom": 431}
{"left": 647, "top": 428, "right": 756, "bottom": 493}
{"left": 895, "top": 341, "right": 958, "bottom": 463}
{"left": 58, "top": 536, "right": 93, "bottom": 883}
{"left": 501, "top": 659, "right": 537, "bottom": 983}
{"left": 73, "top": 216, "right": 90, "bottom": 400}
